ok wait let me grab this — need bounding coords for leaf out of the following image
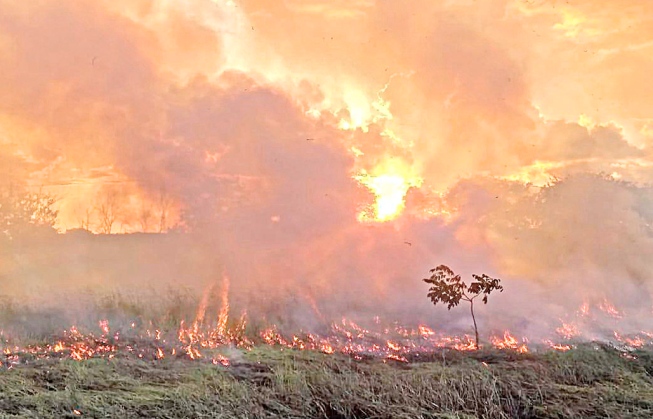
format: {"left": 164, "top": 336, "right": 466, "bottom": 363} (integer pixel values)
{"left": 423, "top": 266, "right": 504, "bottom": 309}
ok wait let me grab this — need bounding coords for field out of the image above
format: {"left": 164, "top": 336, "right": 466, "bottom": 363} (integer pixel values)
{"left": 1, "top": 345, "right": 653, "bottom": 418}
{"left": 2, "top": 293, "right": 653, "bottom": 418}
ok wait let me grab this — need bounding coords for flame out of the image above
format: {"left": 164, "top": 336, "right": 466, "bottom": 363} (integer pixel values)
{"left": 339, "top": 89, "right": 375, "bottom": 132}
{"left": 418, "top": 325, "right": 435, "bottom": 337}
{"left": 4, "top": 315, "right": 549, "bottom": 366}
{"left": 217, "top": 275, "right": 230, "bottom": 336}
{"left": 544, "top": 341, "right": 572, "bottom": 351}
{"left": 193, "top": 283, "right": 215, "bottom": 333}
{"left": 99, "top": 320, "right": 110, "bottom": 335}
{"left": 355, "top": 160, "right": 423, "bottom": 222}
{"left": 450, "top": 338, "right": 478, "bottom": 352}
{"left": 385, "top": 353, "right": 408, "bottom": 363}
{"left": 335, "top": 78, "right": 424, "bottom": 223}
{"left": 356, "top": 174, "right": 412, "bottom": 221}
{"left": 212, "top": 354, "right": 230, "bottom": 366}
{"left": 614, "top": 332, "right": 645, "bottom": 348}
{"left": 490, "top": 331, "right": 529, "bottom": 353}
{"left": 3, "top": 296, "right": 653, "bottom": 368}
{"left": 387, "top": 340, "right": 401, "bottom": 351}
{"left": 556, "top": 321, "right": 581, "bottom": 340}
{"left": 598, "top": 298, "right": 623, "bottom": 319}
{"left": 500, "top": 160, "right": 561, "bottom": 186}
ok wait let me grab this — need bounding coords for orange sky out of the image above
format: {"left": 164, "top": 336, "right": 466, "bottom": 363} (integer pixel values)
{"left": 4, "top": 0, "right": 653, "bottom": 329}
{"left": 1, "top": 0, "right": 652, "bottom": 233}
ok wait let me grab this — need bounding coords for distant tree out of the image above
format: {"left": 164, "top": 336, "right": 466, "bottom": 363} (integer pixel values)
{"left": 139, "top": 203, "right": 153, "bottom": 233}
{"left": 0, "top": 188, "right": 58, "bottom": 240}
{"left": 423, "top": 265, "right": 503, "bottom": 349}
{"left": 78, "top": 207, "right": 94, "bottom": 231}
{"left": 96, "top": 193, "right": 119, "bottom": 234}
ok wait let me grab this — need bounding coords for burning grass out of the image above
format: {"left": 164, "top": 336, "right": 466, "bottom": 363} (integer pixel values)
{"left": 2, "top": 290, "right": 653, "bottom": 417}
{"left": 2, "top": 288, "right": 652, "bottom": 368}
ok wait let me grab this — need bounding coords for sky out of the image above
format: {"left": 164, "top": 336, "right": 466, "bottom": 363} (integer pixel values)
{"left": 2, "top": 0, "right": 653, "bottom": 331}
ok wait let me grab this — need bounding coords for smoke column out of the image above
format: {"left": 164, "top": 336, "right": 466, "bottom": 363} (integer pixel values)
{"left": 1, "top": 0, "right": 653, "bottom": 339}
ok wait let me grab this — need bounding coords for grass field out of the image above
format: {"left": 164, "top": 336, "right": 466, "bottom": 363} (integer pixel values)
{"left": 1, "top": 344, "right": 653, "bottom": 418}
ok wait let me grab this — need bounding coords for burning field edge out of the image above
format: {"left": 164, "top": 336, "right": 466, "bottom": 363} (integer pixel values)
{"left": 2, "top": 290, "right": 653, "bottom": 418}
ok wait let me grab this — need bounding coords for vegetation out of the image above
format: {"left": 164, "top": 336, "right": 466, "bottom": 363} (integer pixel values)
{"left": 0, "top": 345, "right": 652, "bottom": 418}
{"left": 424, "top": 265, "right": 503, "bottom": 349}
{"left": 1, "top": 270, "right": 650, "bottom": 418}
{"left": 0, "top": 187, "right": 58, "bottom": 240}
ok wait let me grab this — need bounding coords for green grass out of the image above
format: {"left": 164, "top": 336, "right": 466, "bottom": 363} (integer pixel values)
{"left": 1, "top": 345, "right": 652, "bottom": 418}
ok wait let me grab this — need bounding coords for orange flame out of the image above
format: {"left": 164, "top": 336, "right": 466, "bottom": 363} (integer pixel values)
{"left": 490, "top": 331, "right": 529, "bottom": 353}
{"left": 355, "top": 160, "right": 423, "bottom": 222}
{"left": 216, "top": 275, "right": 230, "bottom": 336}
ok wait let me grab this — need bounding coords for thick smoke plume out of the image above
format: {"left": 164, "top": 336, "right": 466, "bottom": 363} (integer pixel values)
{"left": 2, "top": 0, "right": 653, "bottom": 341}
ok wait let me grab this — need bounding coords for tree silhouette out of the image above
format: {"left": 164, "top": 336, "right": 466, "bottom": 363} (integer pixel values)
{"left": 0, "top": 188, "right": 58, "bottom": 240}
{"left": 423, "top": 265, "right": 503, "bottom": 349}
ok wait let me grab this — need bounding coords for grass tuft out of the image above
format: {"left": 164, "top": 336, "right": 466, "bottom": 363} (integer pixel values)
{"left": 4, "top": 346, "right": 651, "bottom": 418}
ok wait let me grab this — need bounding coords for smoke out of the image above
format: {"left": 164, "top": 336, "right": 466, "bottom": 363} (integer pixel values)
{"left": 1, "top": 0, "right": 653, "bottom": 339}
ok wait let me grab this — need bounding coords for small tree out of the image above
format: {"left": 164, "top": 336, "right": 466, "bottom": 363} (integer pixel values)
{"left": 423, "top": 265, "right": 503, "bottom": 349}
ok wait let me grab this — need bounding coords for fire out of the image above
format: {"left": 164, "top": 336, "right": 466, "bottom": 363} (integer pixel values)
{"left": 387, "top": 340, "right": 401, "bottom": 351}
{"left": 99, "top": 320, "right": 110, "bottom": 335}
{"left": 545, "top": 341, "right": 572, "bottom": 351}
{"left": 385, "top": 354, "right": 408, "bottom": 363}
{"left": 216, "top": 275, "right": 230, "bottom": 336}
{"left": 320, "top": 343, "right": 335, "bottom": 354}
{"left": 193, "top": 283, "right": 215, "bottom": 332}
{"left": 598, "top": 298, "right": 623, "bottom": 319}
{"left": 4, "top": 316, "right": 653, "bottom": 367}
{"left": 338, "top": 90, "right": 375, "bottom": 132}
{"left": 418, "top": 325, "right": 436, "bottom": 337}
{"left": 357, "top": 174, "right": 412, "bottom": 221}
{"left": 355, "top": 160, "right": 423, "bottom": 222}
{"left": 614, "top": 332, "right": 646, "bottom": 348}
{"left": 3, "top": 293, "right": 653, "bottom": 368}
{"left": 212, "top": 355, "right": 230, "bottom": 366}
{"left": 500, "top": 160, "right": 562, "bottom": 186}
{"left": 451, "top": 338, "right": 478, "bottom": 352}
{"left": 490, "top": 331, "right": 529, "bottom": 353}
{"left": 556, "top": 321, "right": 581, "bottom": 340}
{"left": 335, "top": 81, "right": 424, "bottom": 224}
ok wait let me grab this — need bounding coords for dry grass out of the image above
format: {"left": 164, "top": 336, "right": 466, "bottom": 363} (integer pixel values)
{"left": 0, "top": 344, "right": 652, "bottom": 418}
{"left": 1, "top": 294, "right": 652, "bottom": 417}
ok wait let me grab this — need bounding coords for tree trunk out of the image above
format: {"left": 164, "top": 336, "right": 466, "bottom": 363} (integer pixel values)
{"left": 470, "top": 300, "right": 479, "bottom": 349}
